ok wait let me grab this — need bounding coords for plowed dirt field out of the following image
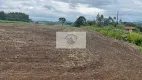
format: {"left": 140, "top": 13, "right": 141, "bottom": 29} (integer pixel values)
{"left": 0, "top": 23, "right": 142, "bottom": 80}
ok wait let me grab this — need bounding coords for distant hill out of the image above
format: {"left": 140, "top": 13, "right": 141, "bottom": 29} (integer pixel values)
{"left": 133, "top": 21, "right": 142, "bottom": 26}
{"left": 33, "top": 21, "right": 74, "bottom": 26}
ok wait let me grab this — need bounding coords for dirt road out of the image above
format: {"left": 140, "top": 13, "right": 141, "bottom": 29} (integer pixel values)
{"left": 0, "top": 23, "right": 142, "bottom": 80}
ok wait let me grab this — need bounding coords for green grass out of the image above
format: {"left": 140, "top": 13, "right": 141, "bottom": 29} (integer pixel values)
{"left": 88, "top": 26, "right": 126, "bottom": 39}
{"left": 88, "top": 25, "right": 142, "bottom": 51}
{"left": 127, "top": 32, "right": 142, "bottom": 45}
{"left": 138, "top": 46, "right": 142, "bottom": 51}
{"left": 0, "top": 20, "right": 29, "bottom": 24}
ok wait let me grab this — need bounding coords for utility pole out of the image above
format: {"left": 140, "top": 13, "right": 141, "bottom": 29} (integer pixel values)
{"left": 115, "top": 11, "right": 119, "bottom": 28}
{"left": 117, "top": 11, "right": 119, "bottom": 24}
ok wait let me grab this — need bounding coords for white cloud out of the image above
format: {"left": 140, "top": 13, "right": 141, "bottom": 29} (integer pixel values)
{"left": 133, "top": 0, "right": 142, "bottom": 4}
{"left": 51, "top": 0, "right": 75, "bottom": 13}
{"left": 76, "top": 3, "right": 104, "bottom": 16}
{"left": 0, "top": 0, "right": 142, "bottom": 21}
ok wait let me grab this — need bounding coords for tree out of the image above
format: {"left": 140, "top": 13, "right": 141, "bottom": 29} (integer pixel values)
{"left": 59, "top": 17, "right": 66, "bottom": 26}
{"left": 108, "top": 16, "right": 114, "bottom": 25}
{"left": 96, "top": 14, "right": 101, "bottom": 26}
{"left": 96, "top": 14, "right": 104, "bottom": 26}
{"left": 87, "top": 20, "right": 94, "bottom": 26}
{"left": 0, "top": 11, "right": 6, "bottom": 20}
{"left": 114, "top": 17, "right": 116, "bottom": 21}
{"left": 113, "top": 17, "right": 117, "bottom": 27}
{"left": 74, "top": 16, "right": 86, "bottom": 27}
{"left": 0, "top": 11, "right": 31, "bottom": 22}
{"left": 104, "top": 18, "right": 109, "bottom": 26}
{"left": 119, "top": 19, "right": 122, "bottom": 23}
{"left": 108, "top": 16, "right": 114, "bottom": 23}
{"left": 6, "top": 12, "right": 30, "bottom": 22}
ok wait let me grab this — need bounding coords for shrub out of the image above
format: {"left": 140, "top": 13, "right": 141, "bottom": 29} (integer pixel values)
{"left": 88, "top": 26, "right": 142, "bottom": 47}
{"left": 127, "top": 32, "right": 142, "bottom": 46}
{"left": 99, "top": 29, "right": 123, "bottom": 39}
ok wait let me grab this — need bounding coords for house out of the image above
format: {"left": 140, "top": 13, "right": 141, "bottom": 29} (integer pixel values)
{"left": 125, "top": 26, "right": 135, "bottom": 31}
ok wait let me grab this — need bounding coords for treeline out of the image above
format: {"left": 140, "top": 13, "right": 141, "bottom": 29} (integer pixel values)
{"left": 74, "top": 14, "right": 122, "bottom": 27}
{"left": 0, "top": 11, "right": 31, "bottom": 22}
{"left": 58, "top": 14, "right": 122, "bottom": 27}
{"left": 58, "top": 14, "right": 142, "bottom": 32}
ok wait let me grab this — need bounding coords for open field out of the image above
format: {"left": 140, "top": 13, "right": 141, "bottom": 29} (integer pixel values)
{"left": 0, "top": 23, "right": 142, "bottom": 80}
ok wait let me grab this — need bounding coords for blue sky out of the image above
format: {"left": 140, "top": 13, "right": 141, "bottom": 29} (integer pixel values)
{"left": 0, "top": 0, "right": 142, "bottom": 22}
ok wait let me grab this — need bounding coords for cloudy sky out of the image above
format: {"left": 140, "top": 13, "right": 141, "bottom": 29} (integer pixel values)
{"left": 0, "top": 0, "right": 142, "bottom": 22}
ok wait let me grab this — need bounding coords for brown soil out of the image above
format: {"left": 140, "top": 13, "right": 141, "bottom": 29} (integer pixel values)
{"left": 0, "top": 23, "right": 142, "bottom": 80}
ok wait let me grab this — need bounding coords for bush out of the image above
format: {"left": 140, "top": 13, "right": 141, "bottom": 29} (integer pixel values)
{"left": 88, "top": 26, "right": 142, "bottom": 46}
{"left": 117, "top": 24, "right": 124, "bottom": 29}
{"left": 99, "top": 29, "right": 123, "bottom": 39}
{"left": 127, "top": 32, "right": 142, "bottom": 46}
